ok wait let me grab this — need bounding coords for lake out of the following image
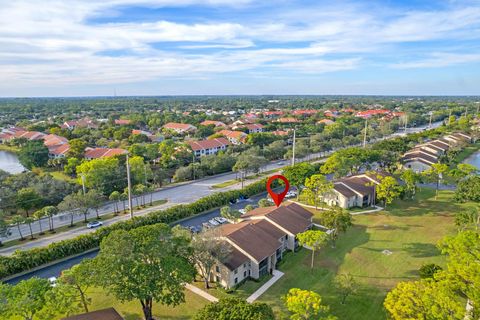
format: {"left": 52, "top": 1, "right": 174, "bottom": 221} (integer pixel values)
{"left": 0, "top": 150, "right": 25, "bottom": 174}
{"left": 464, "top": 150, "right": 480, "bottom": 170}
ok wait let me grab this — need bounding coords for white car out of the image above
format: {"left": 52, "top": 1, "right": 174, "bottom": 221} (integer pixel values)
{"left": 214, "top": 217, "right": 228, "bottom": 224}
{"left": 86, "top": 221, "right": 103, "bottom": 229}
{"left": 286, "top": 191, "right": 297, "bottom": 198}
{"left": 208, "top": 219, "right": 220, "bottom": 226}
{"left": 238, "top": 209, "right": 247, "bottom": 215}
{"left": 48, "top": 277, "right": 57, "bottom": 287}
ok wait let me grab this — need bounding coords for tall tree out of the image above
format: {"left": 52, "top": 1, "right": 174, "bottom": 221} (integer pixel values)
{"left": 318, "top": 207, "right": 352, "bottom": 247}
{"left": 0, "top": 212, "right": 11, "bottom": 246}
{"left": 15, "top": 187, "right": 43, "bottom": 217}
{"left": 283, "top": 162, "right": 315, "bottom": 200}
{"left": 0, "top": 277, "right": 51, "bottom": 320}
{"left": 11, "top": 215, "right": 25, "bottom": 241}
{"left": 375, "top": 176, "right": 401, "bottom": 209}
{"left": 67, "top": 138, "right": 86, "bottom": 159}
{"left": 454, "top": 176, "right": 480, "bottom": 203}
{"left": 283, "top": 288, "right": 335, "bottom": 320}
{"left": 303, "top": 174, "right": 333, "bottom": 209}
{"left": 423, "top": 163, "right": 449, "bottom": 200}
{"left": 191, "top": 229, "right": 231, "bottom": 289}
{"left": 194, "top": 298, "right": 275, "bottom": 320}
{"left": 400, "top": 169, "right": 421, "bottom": 200}
{"left": 43, "top": 205, "right": 59, "bottom": 232}
{"left": 454, "top": 207, "right": 479, "bottom": 231}
{"left": 297, "top": 230, "right": 328, "bottom": 270}
{"left": 33, "top": 209, "right": 46, "bottom": 235}
{"left": 18, "top": 140, "right": 49, "bottom": 169}
{"left": 220, "top": 206, "right": 241, "bottom": 222}
{"left": 334, "top": 273, "right": 358, "bottom": 305}
{"left": 91, "top": 224, "right": 195, "bottom": 320}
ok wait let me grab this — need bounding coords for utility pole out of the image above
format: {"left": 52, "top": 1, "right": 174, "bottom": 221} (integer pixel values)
{"left": 81, "top": 174, "right": 86, "bottom": 195}
{"left": 144, "top": 164, "right": 148, "bottom": 186}
{"left": 404, "top": 114, "right": 408, "bottom": 133}
{"left": 192, "top": 152, "right": 195, "bottom": 180}
{"left": 363, "top": 118, "right": 368, "bottom": 148}
{"left": 428, "top": 112, "right": 433, "bottom": 128}
{"left": 126, "top": 154, "right": 134, "bottom": 219}
{"left": 291, "top": 129, "right": 296, "bottom": 166}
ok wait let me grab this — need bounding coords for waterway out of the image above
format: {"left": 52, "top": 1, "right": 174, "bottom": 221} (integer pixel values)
{"left": 464, "top": 150, "right": 480, "bottom": 170}
{"left": 0, "top": 150, "right": 25, "bottom": 174}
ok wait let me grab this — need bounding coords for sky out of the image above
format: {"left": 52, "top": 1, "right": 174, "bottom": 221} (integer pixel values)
{"left": 1, "top": 0, "right": 480, "bottom": 97}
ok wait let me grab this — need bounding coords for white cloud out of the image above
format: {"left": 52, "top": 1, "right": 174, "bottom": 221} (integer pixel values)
{"left": 0, "top": 0, "right": 480, "bottom": 90}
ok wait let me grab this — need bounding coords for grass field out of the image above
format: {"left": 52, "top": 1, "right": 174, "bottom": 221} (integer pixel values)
{"left": 254, "top": 188, "right": 475, "bottom": 320}
{"left": 75, "top": 287, "right": 208, "bottom": 320}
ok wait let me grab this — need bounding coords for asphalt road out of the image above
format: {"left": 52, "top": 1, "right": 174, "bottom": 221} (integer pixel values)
{"left": 4, "top": 192, "right": 269, "bottom": 284}
{"left": 0, "top": 120, "right": 443, "bottom": 254}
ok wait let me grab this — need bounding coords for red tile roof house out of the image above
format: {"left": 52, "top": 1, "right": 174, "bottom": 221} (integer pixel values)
{"left": 187, "top": 138, "right": 230, "bottom": 157}
{"left": 271, "top": 130, "right": 289, "bottom": 136}
{"left": 322, "top": 172, "right": 390, "bottom": 209}
{"left": 218, "top": 130, "right": 248, "bottom": 145}
{"left": 84, "top": 148, "right": 128, "bottom": 160}
{"left": 210, "top": 203, "right": 313, "bottom": 289}
{"left": 114, "top": 119, "right": 132, "bottom": 125}
{"left": 60, "top": 118, "right": 98, "bottom": 130}
{"left": 318, "top": 119, "right": 335, "bottom": 125}
{"left": 200, "top": 120, "right": 227, "bottom": 128}
{"left": 355, "top": 109, "right": 392, "bottom": 119}
{"left": 243, "top": 123, "right": 264, "bottom": 134}
{"left": 163, "top": 122, "right": 197, "bottom": 134}
{"left": 292, "top": 109, "right": 318, "bottom": 116}
{"left": 263, "top": 111, "right": 284, "bottom": 118}
{"left": 43, "top": 134, "right": 70, "bottom": 158}
{"left": 276, "top": 117, "right": 299, "bottom": 124}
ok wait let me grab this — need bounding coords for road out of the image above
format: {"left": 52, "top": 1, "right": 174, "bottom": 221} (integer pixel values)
{"left": 4, "top": 192, "right": 269, "bottom": 284}
{"left": 0, "top": 119, "right": 443, "bottom": 254}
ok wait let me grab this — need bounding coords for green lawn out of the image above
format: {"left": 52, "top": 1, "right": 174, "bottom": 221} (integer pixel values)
{"left": 0, "top": 144, "right": 19, "bottom": 152}
{"left": 254, "top": 188, "right": 475, "bottom": 320}
{"left": 74, "top": 287, "right": 208, "bottom": 320}
{"left": 192, "top": 273, "right": 273, "bottom": 300}
{"left": 211, "top": 179, "right": 239, "bottom": 189}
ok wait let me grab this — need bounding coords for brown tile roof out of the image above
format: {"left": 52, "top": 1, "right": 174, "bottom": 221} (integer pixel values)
{"left": 217, "top": 130, "right": 247, "bottom": 142}
{"left": 242, "top": 202, "right": 313, "bottom": 235}
{"left": 333, "top": 182, "right": 357, "bottom": 197}
{"left": 200, "top": 120, "right": 226, "bottom": 127}
{"left": 402, "top": 152, "right": 438, "bottom": 164}
{"left": 43, "top": 134, "right": 68, "bottom": 147}
{"left": 271, "top": 130, "right": 289, "bottom": 136}
{"left": 48, "top": 143, "right": 70, "bottom": 155}
{"left": 245, "top": 123, "right": 264, "bottom": 131}
{"left": 277, "top": 117, "right": 299, "bottom": 123}
{"left": 114, "top": 119, "right": 131, "bottom": 125}
{"left": 221, "top": 220, "right": 285, "bottom": 262}
{"left": 62, "top": 308, "right": 124, "bottom": 320}
{"left": 223, "top": 245, "right": 249, "bottom": 271}
{"left": 429, "top": 140, "right": 450, "bottom": 150}
{"left": 163, "top": 122, "right": 196, "bottom": 131}
{"left": 187, "top": 138, "right": 230, "bottom": 151}
{"left": 85, "top": 148, "right": 127, "bottom": 159}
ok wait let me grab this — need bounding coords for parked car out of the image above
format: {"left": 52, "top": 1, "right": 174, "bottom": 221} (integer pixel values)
{"left": 86, "top": 221, "right": 103, "bottom": 229}
{"left": 229, "top": 199, "right": 237, "bottom": 204}
{"left": 202, "top": 222, "right": 212, "bottom": 230}
{"left": 286, "top": 191, "right": 297, "bottom": 198}
{"left": 238, "top": 208, "right": 247, "bottom": 215}
{"left": 208, "top": 219, "right": 220, "bottom": 226}
{"left": 214, "top": 217, "right": 227, "bottom": 224}
{"left": 188, "top": 226, "right": 201, "bottom": 233}
{"left": 48, "top": 277, "right": 57, "bottom": 287}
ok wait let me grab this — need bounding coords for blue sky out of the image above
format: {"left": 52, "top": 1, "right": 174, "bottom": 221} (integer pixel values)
{"left": 1, "top": 0, "right": 480, "bottom": 96}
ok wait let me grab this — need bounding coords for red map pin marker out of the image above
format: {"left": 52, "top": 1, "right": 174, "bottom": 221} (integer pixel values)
{"left": 266, "top": 175, "right": 290, "bottom": 207}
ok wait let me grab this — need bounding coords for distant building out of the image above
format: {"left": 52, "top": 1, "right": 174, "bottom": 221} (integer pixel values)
{"left": 317, "top": 119, "right": 334, "bottom": 125}
{"left": 292, "top": 109, "right": 318, "bottom": 116}
{"left": 244, "top": 123, "right": 264, "bottom": 134}
{"left": 276, "top": 117, "right": 299, "bottom": 124}
{"left": 187, "top": 137, "right": 230, "bottom": 157}
{"left": 200, "top": 120, "right": 227, "bottom": 128}
{"left": 85, "top": 148, "right": 128, "bottom": 160}
{"left": 114, "top": 119, "right": 132, "bottom": 125}
{"left": 60, "top": 118, "right": 98, "bottom": 130}
{"left": 263, "top": 111, "right": 284, "bottom": 118}
{"left": 271, "top": 130, "right": 289, "bottom": 136}
{"left": 163, "top": 122, "right": 197, "bottom": 134}
{"left": 217, "top": 130, "right": 248, "bottom": 144}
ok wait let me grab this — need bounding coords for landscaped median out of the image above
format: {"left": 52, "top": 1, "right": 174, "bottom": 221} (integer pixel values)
{"left": 0, "top": 178, "right": 276, "bottom": 280}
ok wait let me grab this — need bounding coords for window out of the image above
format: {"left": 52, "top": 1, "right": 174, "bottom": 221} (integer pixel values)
{"left": 244, "top": 271, "right": 247, "bottom": 277}
{"left": 234, "top": 278, "right": 238, "bottom": 284}
{"left": 215, "top": 266, "right": 220, "bottom": 273}
{"left": 285, "top": 235, "right": 288, "bottom": 240}
{"left": 243, "top": 263, "right": 247, "bottom": 268}
{"left": 234, "top": 269, "right": 238, "bottom": 274}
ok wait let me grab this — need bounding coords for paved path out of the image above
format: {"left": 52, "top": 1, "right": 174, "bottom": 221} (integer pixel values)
{"left": 185, "top": 284, "right": 219, "bottom": 302}
{"left": 246, "top": 270, "right": 284, "bottom": 303}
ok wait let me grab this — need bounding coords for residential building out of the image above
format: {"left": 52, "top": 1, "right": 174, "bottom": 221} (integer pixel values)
{"left": 263, "top": 111, "right": 284, "bottom": 118}
{"left": 60, "top": 118, "right": 98, "bottom": 130}
{"left": 244, "top": 123, "right": 264, "bottom": 134}
{"left": 217, "top": 130, "right": 248, "bottom": 144}
{"left": 114, "top": 119, "right": 131, "bottom": 125}
{"left": 84, "top": 147, "right": 128, "bottom": 160}
{"left": 271, "top": 130, "right": 289, "bottom": 136}
{"left": 187, "top": 138, "right": 230, "bottom": 157}
{"left": 318, "top": 119, "right": 334, "bottom": 125}
{"left": 276, "top": 117, "right": 299, "bottom": 124}
{"left": 292, "top": 109, "right": 318, "bottom": 116}
{"left": 323, "top": 172, "right": 389, "bottom": 209}
{"left": 211, "top": 203, "right": 313, "bottom": 289}
{"left": 163, "top": 122, "right": 197, "bottom": 134}
{"left": 200, "top": 120, "right": 227, "bottom": 127}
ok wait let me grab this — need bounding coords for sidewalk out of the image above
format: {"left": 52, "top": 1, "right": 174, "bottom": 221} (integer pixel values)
{"left": 246, "top": 270, "right": 284, "bottom": 303}
{"left": 290, "top": 200, "right": 384, "bottom": 215}
{"left": 185, "top": 283, "right": 219, "bottom": 302}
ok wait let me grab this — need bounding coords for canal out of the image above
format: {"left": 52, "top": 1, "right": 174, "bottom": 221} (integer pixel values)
{"left": 464, "top": 149, "right": 480, "bottom": 170}
{"left": 0, "top": 150, "right": 25, "bottom": 174}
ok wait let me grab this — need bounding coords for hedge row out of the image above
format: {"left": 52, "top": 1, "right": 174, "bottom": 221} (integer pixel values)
{"left": 0, "top": 178, "right": 272, "bottom": 279}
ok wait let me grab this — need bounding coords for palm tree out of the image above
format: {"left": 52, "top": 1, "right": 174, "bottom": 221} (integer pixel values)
{"left": 33, "top": 209, "right": 46, "bottom": 235}
{"left": 109, "top": 191, "right": 121, "bottom": 214}
{"left": 24, "top": 217, "right": 35, "bottom": 240}
{"left": 11, "top": 215, "right": 25, "bottom": 241}
{"left": 43, "top": 206, "right": 59, "bottom": 232}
